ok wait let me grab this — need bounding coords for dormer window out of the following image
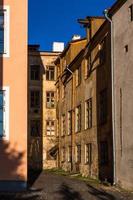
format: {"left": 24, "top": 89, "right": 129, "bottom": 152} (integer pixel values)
{"left": 129, "top": 5, "right": 133, "bottom": 21}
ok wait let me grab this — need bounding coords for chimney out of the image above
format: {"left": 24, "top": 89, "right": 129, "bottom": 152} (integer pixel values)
{"left": 72, "top": 35, "right": 81, "bottom": 41}
{"left": 53, "top": 42, "right": 64, "bottom": 52}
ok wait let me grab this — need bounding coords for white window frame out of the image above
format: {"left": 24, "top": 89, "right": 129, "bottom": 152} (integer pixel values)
{"left": 0, "top": 6, "right": 10, "bottom": 57}
{"left": 0, "top": 86, "right": 10, "bottom": 140}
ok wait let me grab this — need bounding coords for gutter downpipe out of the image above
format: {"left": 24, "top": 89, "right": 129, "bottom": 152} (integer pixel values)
{"left": 104, "top": 9, "right": 116, "bottom": 185}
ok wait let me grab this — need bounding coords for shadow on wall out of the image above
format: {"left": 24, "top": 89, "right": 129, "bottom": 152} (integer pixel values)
{"left": 28, "top": 48, "right": 45, "bottom": 186}
{"left": 0, "top": 140, "right": 25, "bottom": 182}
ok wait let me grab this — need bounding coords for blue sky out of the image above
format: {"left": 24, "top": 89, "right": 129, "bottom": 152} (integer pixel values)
{"left": 28, "top": 0, "right": 115, "bottom": 51}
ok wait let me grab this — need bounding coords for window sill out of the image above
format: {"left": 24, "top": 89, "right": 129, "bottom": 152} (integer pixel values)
{"left": 84, "top": 127, "right": 92, "bottom": 131}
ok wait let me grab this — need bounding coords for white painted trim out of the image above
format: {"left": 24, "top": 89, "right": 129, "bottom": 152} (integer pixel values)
{"left": 0, "top": 86, "right": 10, "bottom": 141}
{"left": 0, "top": 6, "right": 10, "bottom": 57}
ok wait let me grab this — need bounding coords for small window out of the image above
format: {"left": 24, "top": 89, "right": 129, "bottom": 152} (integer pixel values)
{"left": 85, "top": 56, "right": 91, "bottom": 78}
{"left": 61, "top": 114, "right": 65, "bottom": 136}
{"left": 68, "top": 111, "right": 72, "bottom": 135}
{"left": 85, "top": 143, "right": 92, "bottom": 165}
{"left": 46, "top": 120, "right": 55, "bottom": 136}
{"left": 76, "top": 145, "right": 81, "bottom": 163}
{"left": 30, "top": 120, "right": 41, "bottom": 137}
{"left": 99, "top": 89, "right": 107, "bottom": 125}
{"left": 85, "top": 98, "right": 92, "bottom": 129}
{"left": 46, "top": 66, "right": 55, "bottom": 81}
{"left": 30, "top": 90, "right": 40, "bottom": 108}
{"left": 75, "top": 105, "right": 81, "bottom": 132}
{"left": 30, "top": 65, "right": 40, "bottom": 80}
{"left": 46, "top": 91, "right": 55, "bottom": 108}
{"left": 0, "top": 7, "right": 9, "bottom": 56}
{"left": 100, "top": 141, "right": 109, "bottom": 165}
{"left": 0, "top": 11, "right": 4, "bottom": 54}
{"left": 99, "top": 38, "right": 106, "bottom": 65}
{"left": 124, "top": 45, "right": 128, "bottom": 53}
{"left": 76, "top": 65, "right": 81, "bottom": 86}
{"left": 129, "top": 5, "right": 133, "bottom": 21}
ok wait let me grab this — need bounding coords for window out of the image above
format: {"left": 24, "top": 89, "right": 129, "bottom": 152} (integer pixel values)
{"left": 61, "top": 147, "right": 65, "bottom": 162}
{"left": 99, "top": 38, "right": 106, "bottom": 65}
{"left": 76, "top": 65, "right": 81, "bottom": 86}
{"left": 30, "top": 65, "right": 40, "bottom": 81}
{"left": 100, "top": 141, "right": 108, "bottom": 165}
{"left": 75, "top": 105, "right": 81, "bottom": 132}
{"left": 85, "top": 143, "right": 92, "bottom": 165}
{"left": 61, "top": 114, "right": 65, "bottom": 136}
{"left": 99, "top": 89, "right": 107, "bottom": 125}
{"left": 0, "top": 87, "right": 9, "bottom": 140}
{"left": 124, "top": 45, "right": 128, "bottom": 53}
{"left": 30, "top": 90, "right": 40, "bottom": 108}
{"left": 85, "top": 98, "right": 92, "bottom": 129}
{"left": 129, "top": 5, "right": 133, "bottom": 21}
{"left": 68, "top": 146, "right": 72, "bottom": 162}
{"left": 30, "top": 120, "right": 41, "bottom": 137}
{"left": 0, "top": 11, "right": 4, "bottom": 53}
{"left": 68, "top": 111, "right": 72, "bottom": 135}
{"left": 76, "top": 145, "right": 81, "bottom": 163}
{"left": 46, "top": 120, "right": 55, "bottom": 136}
{"left": 0, "top": 91, "right": 5, "bottom": 138}
{"left": 85, "top": 56, "right": 91, "bottom": 78}
{"left": 0, "top": 7, "right": 9, "bottom": 56}
{"left": 46, "top": 91, "right": 55, "bottom": 108}
{"left": 46, "top": 66, "right": 55, "bottom": 81}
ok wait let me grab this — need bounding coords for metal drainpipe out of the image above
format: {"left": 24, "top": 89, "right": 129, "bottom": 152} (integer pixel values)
{"left": 104, "top": 9, "right": 116, "bottom": 185}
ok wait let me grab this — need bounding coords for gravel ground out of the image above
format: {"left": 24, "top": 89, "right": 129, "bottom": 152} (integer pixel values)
{"left": 0, "top": 172, "right": 133, "bottom": 200}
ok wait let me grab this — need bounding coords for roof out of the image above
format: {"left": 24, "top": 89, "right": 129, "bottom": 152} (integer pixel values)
{"left": 54, "top": 38, "right": 86, "bottom": 64}
{"left": 108, "top": 0, "right": 127, "bottom": 16}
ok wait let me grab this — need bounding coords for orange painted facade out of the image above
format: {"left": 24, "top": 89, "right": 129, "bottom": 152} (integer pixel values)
{"left": 0, "top": 0, "right": 28, "bottom": 190}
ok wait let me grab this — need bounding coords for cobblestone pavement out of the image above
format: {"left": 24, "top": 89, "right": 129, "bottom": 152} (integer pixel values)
{"left": 0, "top": 172, "right": 133, "bottom": 200}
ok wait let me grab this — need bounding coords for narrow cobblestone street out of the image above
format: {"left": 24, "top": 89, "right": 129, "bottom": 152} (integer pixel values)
{"left": 0, "top": 171, "right": 133, "bottom": 200}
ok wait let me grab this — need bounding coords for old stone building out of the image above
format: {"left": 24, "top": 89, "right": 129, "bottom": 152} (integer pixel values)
{"left": 108, "top": 0, "right": 133, "bottom": 190}
{"left": 55, "top": 17, "right": 113, "bottom": 182}
{"left": 28, "top": 45, "right": 60, "bottom": 170}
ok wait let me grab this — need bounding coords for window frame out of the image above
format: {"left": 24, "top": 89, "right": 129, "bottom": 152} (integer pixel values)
{"left": 85, "top": 143, "right": 92, "bottom": 165}
{"left": 0, "top": 6, "right": 10, "bottom": 57}
{"left": 129, "top": 4, "right": 133, "bottom": 21}
{"left": 30, "top": 65, "right": 40, "bottom": 81}
{"left": 46, "top": 66, "right": 55, "bottom": 81}
{"left": 85, "top": 98, "right": 92, "bottom": 130}
{"left": 0, "top": 87, "right": 9, "bottom": 141}
{"left": 67, "top": 146, "right": 72, "bottom": 162}
{"left": 76, "top": 145, "right": 81, "bottom": 163}
{"left": 30, "top": 90, "right": 41, "bottom": 109}
{"left": 61, "top": 114, "right": 65, "bottom": 136}
{"left": 75, "top": 105, "right": 81, "bottom": 133}
{"left": 46, "top": 120, "right": 55, "bottom": 136}
{"left": 75, "top": 65, "right": 81, "bottom": 87}
{"left": 46, "top": 91, "right": 55, "bottom": 108}
{"left": 68, "top": 110, "right": 72, "bottom": 135}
